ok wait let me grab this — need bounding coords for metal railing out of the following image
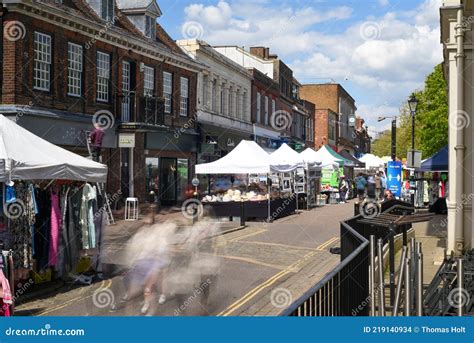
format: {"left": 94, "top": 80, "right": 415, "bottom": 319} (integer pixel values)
{"left": 280, "top": 220, "right": 369, "bottom": 316}
{"left": 115, "top": 93, "right": 165, "bottom": 126}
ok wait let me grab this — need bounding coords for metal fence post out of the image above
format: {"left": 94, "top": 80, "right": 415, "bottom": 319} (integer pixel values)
{"left": 393, "top": 246, "right": 407, "bottom": 316}
{"left": 404, "top": 257, "right": 411, "bottom": 316}
{"left": 370, "top": 235, "right": 376, "bottom": 316}
{"left": 377, "top": 238, "right": 386, "bottom": 316}
{"left": 388, "top": 225, "right": 396, "bottom": 306}
{"left": 458, "top": 258, "right": 464, "bottom": 317}
{"left": 416, "top": 242, "right": 423, "bottom": 316}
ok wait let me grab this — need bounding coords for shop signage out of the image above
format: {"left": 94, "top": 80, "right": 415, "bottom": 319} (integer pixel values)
{"left": 387, "top": 161, "right": 402, "bottom": 198}
{"left": 227, "top": 138, "right": 235, "bottom": 147}
{"left": 118, "top": 133, "right": 135, "bottom": 148}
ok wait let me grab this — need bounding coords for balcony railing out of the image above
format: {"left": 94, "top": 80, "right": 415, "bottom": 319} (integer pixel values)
{"left": 115, "top": 93, "right": 165, "bottom": 126}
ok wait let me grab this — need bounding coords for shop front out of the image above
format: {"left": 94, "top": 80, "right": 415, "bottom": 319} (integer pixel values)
{"left": 145, "top": 131, "right": 198, "bottom": 206}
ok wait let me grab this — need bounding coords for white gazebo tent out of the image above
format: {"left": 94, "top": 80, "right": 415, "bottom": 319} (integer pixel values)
{"left": 195, "top": 140, "right": 272, "bottom": 220}
{"left": 269, "top": 143, "right": 304, "bottom": 172}
{"left": 300, "top": 148, "right": 339, "bottom": 169}
{"left": 0, "top": 115, "right": 107, "bottom": 182}
{"left": 195, "top": 140, "right": 270, "bottom": 174}
{"left": 359, "top": 154, "right": 385, "bottom": 170}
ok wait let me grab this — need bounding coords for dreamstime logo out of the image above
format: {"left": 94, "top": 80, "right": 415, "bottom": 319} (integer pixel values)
{"left": 4, "top": 21, "right": 26, "bottom": 42}
{"left": 181, "top": 21, "right": 204, "bottom": 40}
{"left": 92, "top": 288, "right": 115, "bottom": 309}
{"left": 270, "top": 110, "right": 292, "bottom": 131}
{"left": 3, "top": 200, "right": 26, "bottom": 220}
{"left": 92, "top": 110, "right": 115, "bottom": 130}
{"left": 359, "top": 21, "right": 381, "bottom": 41}
{"left": 359, "top": 200, "right": 381, "bottom": 219}
{"left": 270, "top": 288, "right": 292, "bottom": 309}
{"left": 181, "top": 198, "right": 203, "bottom": 220}
{"left": 450, "top": 110, "right": 470, "bottom": 131}
{"left": 448, "top": 287, "right": 470, "bottom": 309}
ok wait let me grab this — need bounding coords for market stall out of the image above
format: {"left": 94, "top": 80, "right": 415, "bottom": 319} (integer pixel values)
{"left": 358, "top": 154, "right": 385, "bottom": 171}
{"left": 196, "top": 140, "right": 296, "bottom": 221}
{"left": 0, "top": 115, "right": 108, "bottom": 315}
{"left": 419, "top": 145, "right": 448, "bottom": 210}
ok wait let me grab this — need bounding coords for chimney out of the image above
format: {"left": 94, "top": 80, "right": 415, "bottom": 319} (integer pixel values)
{"left": 250, "top": 47, "right": 271, "bottom": 59}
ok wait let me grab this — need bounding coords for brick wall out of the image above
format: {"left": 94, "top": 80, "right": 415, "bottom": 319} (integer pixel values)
{"left": 300, "top": 84, "right": 339, "bottom": 113}
{"left": 314, "top": 109, "right": 329, "bottom": 149}
{"left": 2, "top": 13, "right": 198, "bottom": 129}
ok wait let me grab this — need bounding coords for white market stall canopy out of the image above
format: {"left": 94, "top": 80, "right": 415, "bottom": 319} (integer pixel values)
{"left": 300, "top": 148, "right": 339, "bottom": 168}
{"left": 359, "top": 154, "right": 385, "bottom": 170}
{"left": 195, "top": 140, "right": 271, "bottom": 174}
{"left": 269, "top": 143, "right": 304, "bottom": 173}
{"left": 0, "top": 115, "right": 107, "bottom": 183}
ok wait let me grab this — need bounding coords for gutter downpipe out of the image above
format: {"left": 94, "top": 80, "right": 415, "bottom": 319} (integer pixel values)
{"left": 448, "top": 5, "right": 466, "bottom": 255}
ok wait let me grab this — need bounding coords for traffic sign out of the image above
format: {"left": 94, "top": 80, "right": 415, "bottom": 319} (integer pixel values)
{"left": 387, "top": 161, "right": 402, "bottom": 198}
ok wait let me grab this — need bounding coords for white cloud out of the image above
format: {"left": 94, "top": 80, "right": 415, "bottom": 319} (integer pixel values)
{"left": 379, "top": 0, "right": 390, "bottom": 6}
{"left": 181, "top": 0, "right": 443, "bottom": 130}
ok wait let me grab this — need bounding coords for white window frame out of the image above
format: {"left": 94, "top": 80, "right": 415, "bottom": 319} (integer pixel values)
{"left": 96, "top": 51, "right": 110, "bottom": 102}
{"left": 67, "top": 42, "right": 83, "bottom": 97}
{"left": 34, "top": 32, "right": 52, "bottom": 91}
{"left": 256, "top": 92, "right": 261, "bottom": 123}
{"left": 180, "top": 77, "right": 189, "bottom": 117}
{"left": 145, "top": 15, "right": 156, "bottom": 39}
{"left": 144, "top": 66, "right": 155, "bottom": 97}
{"left": 122, "top": 61, "right": 131, "bottom": 122}
{"left": 163, "top": 71, "right": 173, "bottom": 114}
{"left": 101, "top": 0, "right": 114, "bottom": 21}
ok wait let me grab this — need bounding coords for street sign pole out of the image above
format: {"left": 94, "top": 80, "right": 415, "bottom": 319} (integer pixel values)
{"left": 391, "top": 119, "right": 397, "bottom": 161}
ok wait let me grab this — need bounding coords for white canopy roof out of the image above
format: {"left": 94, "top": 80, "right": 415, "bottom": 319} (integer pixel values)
{"left": 359, "top": 154, "right": 385, "bottom": 169}
{"left": 300, "top": 148, "right": 339, "bottom": 168}
{"left": 269, "top": 143, "right": 304, "bottom": 173}
{"left": 0, "top": 115, "right": 107, "bottom": 183}
{"left": 195, "top": 140, "right": 271, "bottom": 174}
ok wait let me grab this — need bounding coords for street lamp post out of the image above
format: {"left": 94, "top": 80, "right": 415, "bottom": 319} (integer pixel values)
{"left": 408, "top": 94, "right": 419, "bottom": 206}
{"left": 378, "top": 115, "right": 398, "bottom": 161}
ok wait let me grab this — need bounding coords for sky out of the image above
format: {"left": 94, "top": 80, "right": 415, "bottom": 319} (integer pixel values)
{"left": 156, "top": 0, "right": 443, "bottom": 136}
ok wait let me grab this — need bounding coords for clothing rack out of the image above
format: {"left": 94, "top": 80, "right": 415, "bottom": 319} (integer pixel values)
{"left": 1, "top": 249, "right": 14, "bottom": 316}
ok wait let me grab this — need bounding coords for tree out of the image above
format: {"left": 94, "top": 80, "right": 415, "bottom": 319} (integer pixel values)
{"left": 371, "top": 64, "right": 448, "bottom": 159}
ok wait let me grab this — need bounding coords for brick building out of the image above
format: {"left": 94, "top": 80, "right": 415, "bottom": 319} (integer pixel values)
{"left": 354, "top": 117, "right": 371, "bottom": 156}
{"left": 300, "top": 83, "right": 357, "bottom": 153}
{"left": 214, "top": 46, "right": 315, "bottom": 152}
{"left": 0, "top": 0, "right": 203, "bottom": 206}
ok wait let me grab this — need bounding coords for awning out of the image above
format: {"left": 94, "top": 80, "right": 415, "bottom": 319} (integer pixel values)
{"left": 419, "top": 145, "right": 448, "bottom": 172}
{"left": 0, "top": 115, "right": 107, "bottom": 183}
{"left": 270, "top": 143, "right": 304, "bottom": 173}
{"left": 339, "top": 150, "right": 365, "bottom": 168}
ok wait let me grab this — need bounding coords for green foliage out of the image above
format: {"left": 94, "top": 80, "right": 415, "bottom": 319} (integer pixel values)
{"left": 371, "top": 64, "right": 448, "bottom": 159}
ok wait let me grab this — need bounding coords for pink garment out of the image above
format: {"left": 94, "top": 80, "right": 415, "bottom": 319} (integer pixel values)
{"left": 49, "top": 191, "right": 62, "bottom": 267}
{"left": 0, "top": 269, "right": 12, "bottom": 305}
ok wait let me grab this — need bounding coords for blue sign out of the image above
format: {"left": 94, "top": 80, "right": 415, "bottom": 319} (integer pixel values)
{"left": 387, "top": 161, "right": 402, "bottom": 197}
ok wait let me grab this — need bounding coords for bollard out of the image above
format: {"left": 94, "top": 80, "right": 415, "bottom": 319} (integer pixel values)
{"left": 377, "top": 238, "right": 386, "bottom": 316}
{"left": 240, "top": 199, "right": 245, "bottom": 227}
{"left": 393, "top": 246, "right": 407, "bottom": 316}
{"left": 457, "top": 259, "right": 464, "bottom": 316}
{"left": 370, "top": 235, "right": 376, "bottom": 316}
{"left": 404, "top": 257, "right": 411, "bottom": 316}
{"left": 416, "top": 242, "right": 423, "bottom": 316}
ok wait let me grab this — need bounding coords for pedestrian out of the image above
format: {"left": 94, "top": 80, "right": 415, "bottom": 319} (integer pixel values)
{"left": 339, "top": 176, "right": 348, "bottom": 204}
{"left": 375, "top": 172, "right": 382, "bottom": 200}
{"left": 355, "top": 173, "right": 367, "bottom": 201}
{"left": 380, "top": 172, "right": 387, "bottom": 200}
{"left": 383, "top": 189, "right": 394, "bottom": 201}
{"left": 89, "top": 123, "right": 105, "bottom": 162}
{"left": 367, "top": 175, "right": 376, "bottom": 200}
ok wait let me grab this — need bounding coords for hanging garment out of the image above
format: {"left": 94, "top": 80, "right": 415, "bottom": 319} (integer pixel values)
{"left": 34, "top": 188, "right": 51, "bottom": 271}
{"left": 79, "top": 184, "right": 97, "bottom": 250}
{"left": 0, "top": 269, "right": 12, "bottom": 305}
{"left": 48, "top": 190, "right": 61, "bottom": 267}
{"left": 5, "top": 185, "right": 16, "bottom": 204}
{"left": 28, "top": 184, "right": 38, "bottom": 256}
{"left": 11, "top": 183, "right": 34, "bottom": 270}
{"left": 68, "top": 187, "right": 83, "bottom": 270}
{"left": 57, "top": 187, "right": 71, "bottom": 278}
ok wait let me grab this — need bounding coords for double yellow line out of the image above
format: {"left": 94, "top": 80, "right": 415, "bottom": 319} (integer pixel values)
{"left": 218, "top": 236, "right": 338, "bottom": 316}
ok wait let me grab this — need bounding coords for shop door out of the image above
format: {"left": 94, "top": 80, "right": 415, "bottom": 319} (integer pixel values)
{"left": 121, "top": 148, "right": 130, "bottom": 198}
{"left": 160, "top": 158, "right": 177, "bottom": 206}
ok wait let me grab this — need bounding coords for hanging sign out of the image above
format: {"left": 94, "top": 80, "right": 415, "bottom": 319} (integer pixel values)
{"left": 118, "top": 133, "right": 135, "bottom": 148}
{"left": 387, "top": 161, "right": 402, "bottom": 198}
